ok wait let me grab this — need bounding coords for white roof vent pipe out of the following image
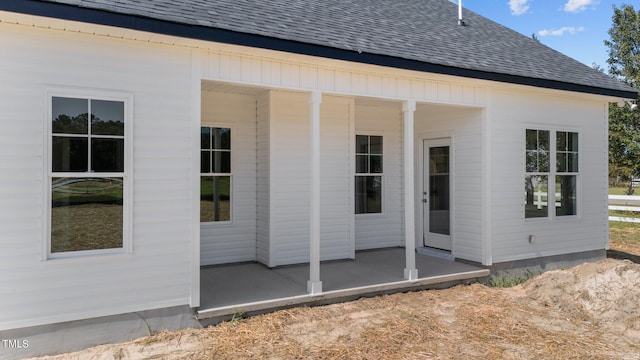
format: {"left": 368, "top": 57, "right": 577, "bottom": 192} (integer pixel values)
{"left": 458, "top": 0, "right": 465, "bottom": 26}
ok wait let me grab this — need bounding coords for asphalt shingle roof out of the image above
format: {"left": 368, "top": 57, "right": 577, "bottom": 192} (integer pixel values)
{"left": 7, "top": 0, "right": 637, "bottom": 98}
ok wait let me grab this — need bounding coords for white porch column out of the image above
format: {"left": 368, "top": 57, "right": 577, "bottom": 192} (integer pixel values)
{"left": 403, "top": 100, "right": 418, "bottom": 280}
{"left": 308, "top": 91, "right": 323, "bottom": 294}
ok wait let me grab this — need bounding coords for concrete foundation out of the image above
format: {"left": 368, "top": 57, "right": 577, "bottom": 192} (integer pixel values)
{"left": 485, "top": 249, "right": 606, "bottom": 281}
{"left": 0, "top": 306, "right": 200, "bottom": 360}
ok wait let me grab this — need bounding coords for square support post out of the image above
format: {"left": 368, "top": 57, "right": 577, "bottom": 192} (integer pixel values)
{"left": 403, "top": 100, "right": 418, "bottom": 280}
{"left": 308, "top": 91, "right": 323, "bottom": 294}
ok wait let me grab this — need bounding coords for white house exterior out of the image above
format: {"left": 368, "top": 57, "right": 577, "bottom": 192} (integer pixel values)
{"left": 0, "top": 0, "right": 636, "bottom": 356}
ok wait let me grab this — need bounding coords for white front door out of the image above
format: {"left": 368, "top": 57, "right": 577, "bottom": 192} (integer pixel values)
{"left": 423, "top": 138, "right": 452, "bottom": 251}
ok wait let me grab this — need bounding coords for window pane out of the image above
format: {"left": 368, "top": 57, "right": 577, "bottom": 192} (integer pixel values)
{"left": 200, "top": 176, "right": 231, "bottom": 222}
{"left": 212, "top": 151, "right": 231, "bottom": 173}
{"left": 201, "top": 127, "right": 211, "bottom": 150}
{"left": 356, "top": 135, "right": 369, "bottom": 154}
{"left": 213, "top": 128, "right": 231, "bottom": 150}
{"left": 52, "top": 136, "right": 88, "bottom": 172}
{"left": 557, "top": 131, "right": 567, "bottom": 151}
{"left": 91, "top": 138, "right": 124, "bottom": 172}
{"left": 538, "top": 130, "right": 549, "bottom": 152}
{"left": 52, "top": 97, "right": 88, "bottom": 134}
{"left": 526, "top": 151, "right": 537, "bottom": 172}
{"left": 556, "top": 175, "right": 577, "bottom": 216}
{"left": 91, "top": 100, "right": 124, "bottom": 136}
{"left": 568, "top": 132, "right": 578, "bottom": 152}
{"left": 369, "top": 136, "right": 383, "bottom": 154}
{"left": 557, "top": 152, "right": 567, "bottom": 172}
{"left": 524, "top": 175, "right": 548, "bottom": 218}
{"left": 370, "top": 155, "right": 383, "bottom": 173}
{"left": 430, "top": 147, "right": 449, "bottom": 174}
{"left": 355, "top": 176, "right": 382, "bottom": 214}
{"left": 201, "top": 151, "right": 211, "bottom": 173}
{"left": 538, "top": 150, "right": 550, "bottom": 172}
{"left": 51, "top": 177, "right": 123, "bottom": 252}
{"left": 356, "top": 154, "right": 368, "bottom": 173}
{"left": 569, "top": 153, "right": 579, "bottom": 172}
{"left": 526, "top": 129, "right": 538, "bottom": 151}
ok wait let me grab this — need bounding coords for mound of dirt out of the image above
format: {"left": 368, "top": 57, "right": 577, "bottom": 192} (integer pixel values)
{"left": 518, "top": 259, "right": 640, "bottom": 338}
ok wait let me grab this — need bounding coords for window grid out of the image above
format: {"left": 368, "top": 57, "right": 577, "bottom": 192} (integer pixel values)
{"left": 200, "top": 126, "right": 232, "bottom": 223}
{"left": 525, "top": 129, "right": 578, "bottom": 220}
{"left": 355, "top": 135, "right": 383, "bottom": 215}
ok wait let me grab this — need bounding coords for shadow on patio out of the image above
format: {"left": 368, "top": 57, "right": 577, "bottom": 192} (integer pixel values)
{"left": 197, "top": 247, "right": 489, "bottom": 322}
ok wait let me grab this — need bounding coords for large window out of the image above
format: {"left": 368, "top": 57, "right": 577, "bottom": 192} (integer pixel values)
{"left": 355, "top": 135, "right": 383, "bottom": 214}
{"left": 201, "top": 126, "right": 231, "bottom": 222}
{"left": 49, "top": 95, "right": 127, "bottom": 255}
{"left": 525, "top": 129, "right": 578, "bottom": 219}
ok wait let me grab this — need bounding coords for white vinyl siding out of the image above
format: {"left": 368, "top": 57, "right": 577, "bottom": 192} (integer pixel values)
{"left": 259, "top": 91, "right": 353, "bottom": 266}
{"left": 320, "top": 96, "right": 354, "bottom": 260}
{"left": 354, "top": 104, "right": 403, "bottom": 250}
{"left": 490, "top": 89, "right": 607, "bottom": 263}
{"left": 269, "top": 91, "right": 312, "bottom": 265}
{"left": 200, "top": 91, "right": 257, "bottom": 265}
{"left": 414, "top": 105, "right": 484, "bottom": 262}
{"left": 0, "top": 22, "right": 193, "bottom": 330}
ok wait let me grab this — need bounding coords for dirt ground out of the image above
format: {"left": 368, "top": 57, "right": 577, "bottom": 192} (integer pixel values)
{"left": 33, "top": 256, "right": 640, "bottom": 360}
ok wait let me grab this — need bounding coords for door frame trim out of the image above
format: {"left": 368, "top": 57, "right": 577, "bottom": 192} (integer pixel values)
{"left": 415, "top": 132, "right": 455, "bottom": 256}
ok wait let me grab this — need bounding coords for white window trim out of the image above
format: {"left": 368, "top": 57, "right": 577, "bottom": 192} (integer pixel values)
{"left": 355, "top": 132, "right": 385, "bottom": 217}
{"left": 43, "top": 87, "right": 133, "bottom": 260}
{"left": 524, "top": 126, "right": 580, "bottom": 222}
{"left": 199, "top": 122, "right": 234, "bottom": 226}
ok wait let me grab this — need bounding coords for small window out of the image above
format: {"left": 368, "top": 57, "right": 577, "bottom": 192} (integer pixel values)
{"left": 50, "top": 96, "right": 127, "bottom": 254}
{"left": 201, "top": 127, "right": 231, "bottom": 222}
{"left": 524, "top": 129, "right": 578, "bottom": 219}
{"left": 355, "top": 135, "right": 382, "bottom": 214}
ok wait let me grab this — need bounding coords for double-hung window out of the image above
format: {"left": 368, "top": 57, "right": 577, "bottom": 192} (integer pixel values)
{"left": 355, "top": 134, "right": 383, "bottom": 214}
{"left": 525, "top": 128, "right": 578, "bottom": 219}
{"left": 200, "top": 126, "right": 232, "bottom": 222}
{"left": 49, "top": 94, "right": 129, "bottom": 256}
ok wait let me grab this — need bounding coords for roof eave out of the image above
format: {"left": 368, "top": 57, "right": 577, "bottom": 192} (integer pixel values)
{"left": 2, "top": 0, "right": 637, "bottom": 99}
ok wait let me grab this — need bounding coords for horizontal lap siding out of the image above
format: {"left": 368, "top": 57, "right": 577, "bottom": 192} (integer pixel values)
{"left": 200, "top": 91, "right": 257, "bottom": 265}
{"left": 355, "top": 105, "right": 404, "bottom": 250}
{"left": 270, "top": 91, "right": 312, "bottom": 265}
{"left": 490, "top": 89, "right": 608, "bottom": 263}
{"left": 0, "top": 23, "right": 193, "bottom": 330}
{"left": 414, "top": 106, "right": 484, "bottom": 262}
{"left": 320, "top": 96, "right": 353, "bottom": 260}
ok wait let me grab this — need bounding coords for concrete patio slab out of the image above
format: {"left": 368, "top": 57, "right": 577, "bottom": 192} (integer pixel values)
{"left": 198, "top": 248, "right": 489, "bottom": 322}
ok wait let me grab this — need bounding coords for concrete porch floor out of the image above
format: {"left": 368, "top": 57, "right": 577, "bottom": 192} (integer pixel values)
{"left": 197, "top": 248, "right": 489, "bottom": 322}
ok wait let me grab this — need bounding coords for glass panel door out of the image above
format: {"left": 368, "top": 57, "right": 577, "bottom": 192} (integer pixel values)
{"left": 423, "top": 138, "right": 452, "bottom": 251}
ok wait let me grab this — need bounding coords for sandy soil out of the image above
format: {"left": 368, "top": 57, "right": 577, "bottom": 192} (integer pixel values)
{"left": 33, "top": 258, "right": 640, "bottom": 360}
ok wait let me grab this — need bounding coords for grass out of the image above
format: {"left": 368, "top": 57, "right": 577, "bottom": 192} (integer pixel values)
{"left": 609, "top": 221, "right": 640, "bottom": 263}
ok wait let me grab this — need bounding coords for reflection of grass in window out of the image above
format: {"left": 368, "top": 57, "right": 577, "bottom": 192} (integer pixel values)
{"left": 51, "top": 203, "right": 123, "bottom": 252}
{"left": 200, "top": 200, "right": 230, "bottom": 222}
{"left": 51, "top": 178, "right": 123, "bottom": 252}
{"left": 200, "top": 177, "right": 230, "bottom": 198}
